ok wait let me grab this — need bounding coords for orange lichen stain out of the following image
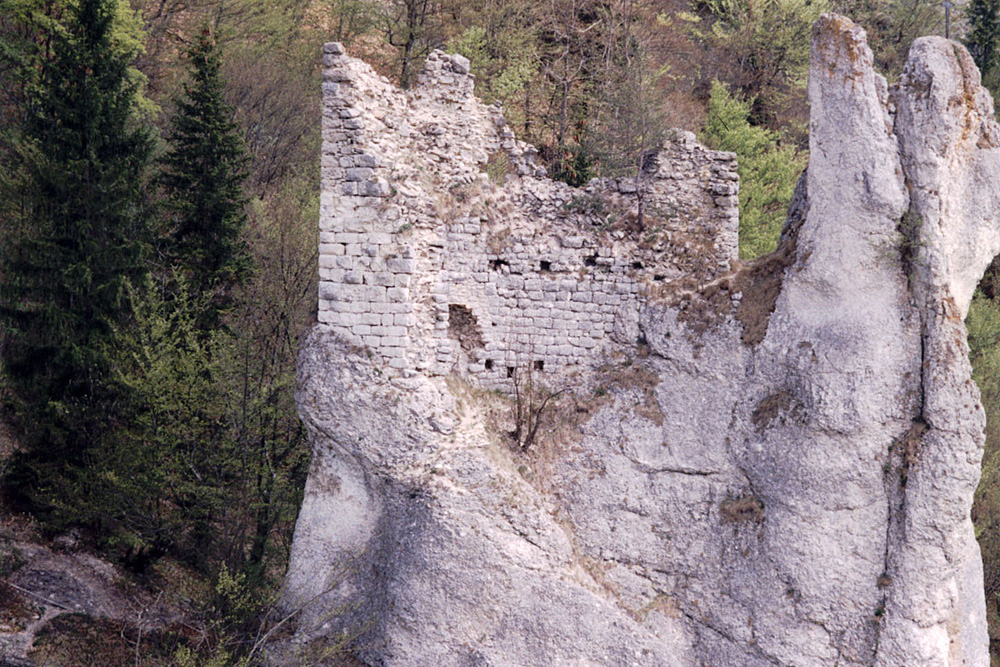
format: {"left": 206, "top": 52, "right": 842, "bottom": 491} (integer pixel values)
{"left": 816, "top": 15, "right": 867, "bottom": 83}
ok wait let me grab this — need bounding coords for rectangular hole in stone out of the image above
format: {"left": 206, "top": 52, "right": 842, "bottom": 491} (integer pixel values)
{"left": 534, "top": 360, "right": 544, "bottom": 371}
{"left": 540, "top": 260, "right": 552, "bottom": 272}
{"left": 653, "top": 274, "right": 665, "bottom": 281}
{"left": 448, "top": 304, "right": 484, "bottom": 353}
{"left": 490, "top": 258, "right": 509, "bottom": 271}
{"left": 506, "top": 366, "right": 516, "bottom": 378}
{"left": 631, "top": 261, "right": 643, "bottom": 270}
{"left": 585, "top": 254, "right": 597, "bottom": 267}
{"left": 485, "top": 359, "right": 494, "bottom": 370}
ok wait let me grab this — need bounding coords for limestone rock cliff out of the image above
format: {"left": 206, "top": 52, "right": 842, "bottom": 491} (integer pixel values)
{"left": 281, "top": 15, "right": 1000, "bottom": 666}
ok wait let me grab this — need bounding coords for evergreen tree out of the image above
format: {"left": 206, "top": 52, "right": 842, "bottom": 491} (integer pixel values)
{"left": 701, "top": 80, "right": 804, "bottom": 258}
{"left": 160, "top": 29, "right": 251, "bottom": 307}
{"left": 967, "top": 0, "right": 1000, "bottom": 82}
{"left": 0, "top": 0, "right": 152, "bottom": 514}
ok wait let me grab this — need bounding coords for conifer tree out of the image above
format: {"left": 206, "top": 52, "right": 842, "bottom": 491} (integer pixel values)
{"left": 967, "top": 0, "right": 1000, "bottom": 82}
{"left": 0, "top": 0, "right": 153, "bottom": 511}
{"left": 160, "top": 29, "right": 251, "bottom": 307}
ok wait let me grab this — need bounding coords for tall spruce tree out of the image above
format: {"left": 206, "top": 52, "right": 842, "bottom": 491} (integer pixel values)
{"left": 160, "top": 29, "right": 251, "bottom": 308}
{"left": 967, "top": 0, "right": 1000, "bottom": 82}
{"left": 0, "top": 0, "right": 152, "bottom": 514}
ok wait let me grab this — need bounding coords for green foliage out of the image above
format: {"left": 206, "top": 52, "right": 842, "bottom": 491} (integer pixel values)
{"left": 0, "top": 0, "right": 153, "bottom": 125}
{"left": 686, "top": 0, "right": 827, "bottom": 124}
{"left": 0, "top": 0, "right": 318, "bottom": 655}
{"left": 0, "top": 0, "right": 153, "bottom": 515}
{"left": 450, "top": 26, "right": 536, "bottom": 104}
{"left": 160, "top": 29, "right": 252, "bottom": 307}
{"left": 93, "top": 222, "right": 310, "bottom": 573}
{"left": 701, "top": 80, "right": 804, "bottom": 258}
{"left": 328, "top": 0, "right": 379, "bottom": 45}
{"left": 967, "top": 0, "right": 1000, "bottom": 95}
{"left": 969, "top": 291, "right": 1000, "bottom": 654}
{"left": 550, "top": 144, "right": 593, "bottom": 187}
{"left": 170, "top": 565, "right": 268, "bottom": 666}
{"left": 447, "top": 0, "right": 539, "bottom": 109}
{"left": 97, "top": 278, "right": 230, "bottom": 566}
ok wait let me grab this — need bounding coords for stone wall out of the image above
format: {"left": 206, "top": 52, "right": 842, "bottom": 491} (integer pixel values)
{"left": 317, "top": 42, "right": 739, "bottom": 380}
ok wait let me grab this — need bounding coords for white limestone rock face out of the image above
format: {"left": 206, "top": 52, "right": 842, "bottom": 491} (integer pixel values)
{"left": 281, "top": 15, "right": 1000, "bottom": 666}
{"left": 877, "top": 34, "right": 1000, "bottom": 667}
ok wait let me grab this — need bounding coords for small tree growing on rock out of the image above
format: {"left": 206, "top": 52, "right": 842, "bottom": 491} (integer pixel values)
{"left": 509, "top": 362, "right": 566, "bottom": 450}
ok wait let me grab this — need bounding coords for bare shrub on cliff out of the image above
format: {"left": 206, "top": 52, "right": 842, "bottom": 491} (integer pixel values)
{"left": 509, "top": 363, "right": 567, "bottom": 451}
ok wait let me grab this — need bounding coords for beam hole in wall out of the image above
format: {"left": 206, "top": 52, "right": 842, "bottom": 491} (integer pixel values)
{"left": 490, "top": 258, "right": 509, "bottom": 271}
{"left": 507, "top": 366, "right": 515, "bottom": 378}
{"left": 485, "top": 359, "right": 494, "bottom": 370}
{"left": 540, "top": 260, "right": 552, "bottom": 272}
{"left": 534, "top": 360, "right": 544, "bottom": 371}
{"left": 585, "top": 254, "right": 598, "bottom": 267}
{"left": 631, "top": 261, "right": 644, "bottom": 270}
{"left": 653, "top": 274, "right": 666, "bottom": 282}
{"left": 447, "top": 304, "right": 485, "bottom": 353}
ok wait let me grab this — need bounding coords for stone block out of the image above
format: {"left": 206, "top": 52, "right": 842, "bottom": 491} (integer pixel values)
{"left": 387, "top": 258, "right": 416, "bottom": 273}
{"left": 346, "top": 167, "right": 374, "bottom": 181}
{"left": 365, "top": 178, "right": 392, "bottom": 197}
{"left": 366, "top": 286, "right": 388, "bottom": 302}
{"left": 319, "top": 282, "right": 339, "bottom": 300}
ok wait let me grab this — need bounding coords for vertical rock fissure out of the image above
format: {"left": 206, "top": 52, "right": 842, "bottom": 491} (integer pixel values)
{"left": 876, "top": 185, "right": 929, "bottom": 649}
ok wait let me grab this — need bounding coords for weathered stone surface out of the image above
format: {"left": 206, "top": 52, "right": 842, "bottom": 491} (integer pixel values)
{"left": 281, "top": 15, "right": 999, "bottom": 666}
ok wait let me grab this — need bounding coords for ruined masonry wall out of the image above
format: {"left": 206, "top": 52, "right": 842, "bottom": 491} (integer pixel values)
{"left": 318, "top": 42, "right": 741, "bottom": 380}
